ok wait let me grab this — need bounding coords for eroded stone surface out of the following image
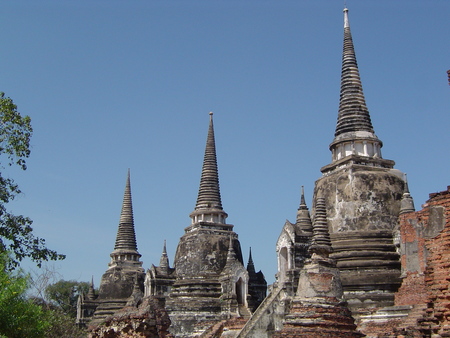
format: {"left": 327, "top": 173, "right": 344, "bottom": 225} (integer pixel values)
{"left": 89, "top": 297, "right": 172, "bottom": 338}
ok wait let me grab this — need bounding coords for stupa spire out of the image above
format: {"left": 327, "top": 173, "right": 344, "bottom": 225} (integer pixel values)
{"left": 159, "top": 240, "right": 170, "bottom": 273}
{"left": 87, "top": 276, "right": 96, "bottom": 300}
{"left": 190, "top": 113, "right": 228, "bottom": 225}
{"left": 226, "top": 235, "right": 236, "bottom": 261}
{"left": 310, "top": 197, "right": 332, "bottom": 257}
{"left": 326, "top": 7, "right": 386, "bottom": 167}
{"left": 296, "top": 186, "right": 313, "bottom": 234}
{"left": 247, "top": 247, "right": 255, "bottom": 274}
{"left": 400, "top": 174, "right": 416, "bottom": 214}
{"left": 298, "top": 186, "right": 307, "bottom": 211}
{"left": 335, "top": 7, "right": 374, "bottom": 137}
{"left": 113, "top": 169, "right": 138, "bottom": 252}
{"left": 195, "top": 112, "right": 223, "bottom": 210}
{"left": 110, "top": 170, "right": 141, "bottom": 267}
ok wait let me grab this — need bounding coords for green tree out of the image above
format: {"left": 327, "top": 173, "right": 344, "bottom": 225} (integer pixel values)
{"left": 44, "top": 307, "right": 87, "bottom": 338}
{"left": 0, "top": 253, "right": 51, "bottom": 337}
{"left": 0, "top": 92, "right": 65, "bottom": 269}
{"left": 45, "top": 279, "right": 91, "bottom": 317}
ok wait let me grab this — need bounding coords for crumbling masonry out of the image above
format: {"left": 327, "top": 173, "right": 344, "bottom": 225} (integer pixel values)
{"left": 77, "top": 7, "right": 449, "bottom": 338}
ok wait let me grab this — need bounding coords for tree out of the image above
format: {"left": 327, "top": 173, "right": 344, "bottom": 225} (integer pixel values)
{"left": 0, "top": 253, "right": 51, "bottom": 337}
{"left": 0, "top": 92, "right": 65, "bottom": 269}
{"left": 43, "top": 308, "right": 87, "bottom": 338}
{"left": 28, "top": 268, "right": 88, "bottom": 337}
{"left": 0, "top": 254, "right": 86, "bottom": 338}
{"left": 45, "top": 279, "right": 91, "bottom": 317}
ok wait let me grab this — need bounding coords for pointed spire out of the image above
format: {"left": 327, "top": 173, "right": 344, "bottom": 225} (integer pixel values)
{"left": 221, "top": 235, "right": 238, "bottom": 275}
{"left": 113, "top": 169, "right": 139, "bottom": 252}
{"left": 226, "top": 234, "right": 236, "bottom": 261}
{"left": 325, "top": 7, "right": 387, "bottom": 168}
{"left": 335, "top": 7, "right": 374, "bottom": 137}
{"left": 247, "top": 247, "right": 256, "bottom": 274}
{"left": 296, "top": 186, "right": 313, "bottom": 234}
{"left": 400, "top": 174, "right": 415, "bottom": 214}
{"left": 190, "top": 113, "right": 228, "bottom": 226}
{"left": 109, "top": 170, "right": 142, "bottom": 269}
{"left": 159, "top": 240, "right": 170, "bottom": 273}
{"left": 298, "top": 186, "right": 307, "bottom": 211}
{"left": 87, "top": 276, "right": 96, "bottom": 300}
{"left": 310, "top": 197, "right": 332, "bottom": 257}
{"left": 195, "top": 112, "right": 223, "bottom": 211}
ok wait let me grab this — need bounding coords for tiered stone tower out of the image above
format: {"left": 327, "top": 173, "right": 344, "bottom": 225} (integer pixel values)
{"left": 313, "top": 8, "right": 405, "bottom": 313}
{"left": 90, "top": 170, "right": 145, "bottom": 323}
{"left": 274, "top": 198, "right": 364, "bottom": 337}
{"left": 276, "top": 187, "right": 313, "bottom": 295}
{"left": 144, "top": 240, "right": 176, "bottom": 303}
{"left": 165, "top": 113, "right": 265, "bottom": 337}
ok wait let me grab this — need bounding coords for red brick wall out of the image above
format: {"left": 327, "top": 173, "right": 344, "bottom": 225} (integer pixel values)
{"left": 395, "top": 186, "right": 450, "bottom": 335}
{"left": 422, "top": 187, "right": 450, "bottom": 333}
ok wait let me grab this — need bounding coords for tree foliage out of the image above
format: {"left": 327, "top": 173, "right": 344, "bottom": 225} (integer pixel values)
{"left": 0, "top": 254, "right": 50, "bottom": 337}
{"left": 44, "top": 308, "right": 87, "bottom": 338}
{"left": 45, "top": 279, "right": 90, "bottom": 317}
{"left": 0, "top": 254, "right": 86, "bottom": 338}
{"left": 0, "top": 92, "right": 65, "bottom": 269}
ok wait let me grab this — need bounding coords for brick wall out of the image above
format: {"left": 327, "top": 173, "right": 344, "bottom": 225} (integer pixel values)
{"left": 422, "top": 187, "right": 450, "bottom": 335}
{"left": 394, "top": 186, "right": 450, "bottom": 336}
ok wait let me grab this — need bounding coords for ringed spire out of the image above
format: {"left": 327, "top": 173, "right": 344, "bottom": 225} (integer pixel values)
{"left": 195, "top": 112, "right": 223, "bottom": 211}
{"left": 190, "top": 113, "right": 228, "bottom": 226}
{"left": 110, "top": 169, "right": 141, "bottom": 266}
{"left": 335, "top": 7, "right": 374, "bottom": 137}
{"left": 326, "top": 7, "right": 386, "bottom": 167}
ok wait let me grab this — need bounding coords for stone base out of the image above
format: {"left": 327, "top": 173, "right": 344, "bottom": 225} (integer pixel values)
{"left": 273, "top": 298, "right": 364, "bottom": 338}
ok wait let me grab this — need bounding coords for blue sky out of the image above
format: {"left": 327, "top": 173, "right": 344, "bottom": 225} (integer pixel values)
{"left": 1, "top": 1, "right": 449, "bottom": 287}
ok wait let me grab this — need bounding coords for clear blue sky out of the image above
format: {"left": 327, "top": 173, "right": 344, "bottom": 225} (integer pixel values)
{"left": 1, "top": 1, "right": 449, "bottom": 287}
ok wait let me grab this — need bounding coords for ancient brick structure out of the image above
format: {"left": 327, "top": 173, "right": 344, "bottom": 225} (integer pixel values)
{"left": 276, "top": 187, "right": 313, "bottom": 296}
{"left": 144, "top": 241, "right": 176, "bottom": 304}
{"left": 76, "top": 7, "right": 450, "bottom": 338}
{"left": 313, "top": 7, "right": 404, "bottom": 314}
{"left": 77, "top": 170, "right": 146, "bottom": 326}
{"left": 273, "top": 198, "right": 363, "bottom": 338}
{"left": 163, "top": 112, "right": 266, "bottom": 337}
{"left": 77, "top": 115, "right": 266, "bottom": 336}
{"left": 76, "top": 279, "right": 99, "bottom": 327}
{"left": 389, "top": 186, "right": 450, "bottom": 337}
{"left": 88, "top": 297, "right": 172, "bottom": 338}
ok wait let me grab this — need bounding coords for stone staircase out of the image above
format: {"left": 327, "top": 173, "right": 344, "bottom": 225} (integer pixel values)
{"left": 199, "top": 317, "right": 249, "bottom": 338}
{"left": 238, "top": 304, "right": 252, "bottom": 319}
{"left": 89, "top": 299, "right": 128, "bottom": 325}
{"left": 236, "top": 284, "right": 286, "bottom": 338}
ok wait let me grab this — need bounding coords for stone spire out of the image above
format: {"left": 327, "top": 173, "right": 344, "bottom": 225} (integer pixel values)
{"left": 247, "top": 247, "right": 255, "bottom": 274}
{"left": 328, "top": 7, "right": 385, "bottom": 165}
{"left": 296, "top": 186, "right": 313, "bottom": 234}
{"left": 225, "top": 235, "right": 237, "bottom": 266}
{"left": 310, "top": 197, "right": 332, "bottom": 256}
{"left": 159, "top": 240, "right": 170, "bottom": 273}
{"left": 87, "top": 276, "right": 96, "bottom": 301}
{"left": 110, "top": 169, "right": 141, "bottom": 267}
{"left": 400, "top": 174, "right": 416, "bottom": 214}
{"left": 190, "top": 113, "right": 228, "bottom": 225}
